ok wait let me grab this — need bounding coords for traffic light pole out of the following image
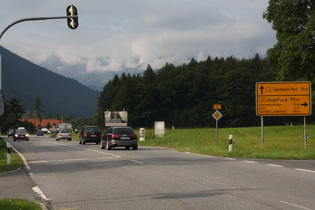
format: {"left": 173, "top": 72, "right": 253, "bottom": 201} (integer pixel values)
{"left": 0, "top": 15, "right": 77, "bottom": 39}
{"left": 0, "top": 13, "right": 78, "bottom": 116}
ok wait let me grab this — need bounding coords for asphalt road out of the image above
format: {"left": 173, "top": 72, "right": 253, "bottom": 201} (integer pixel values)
{"left": 4, "top": 136, "right": 315, "bottom": 210}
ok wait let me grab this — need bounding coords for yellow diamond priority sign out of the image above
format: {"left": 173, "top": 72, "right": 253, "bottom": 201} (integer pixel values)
{"left": 212, "top": 110, "right": 222, "bottom": 120}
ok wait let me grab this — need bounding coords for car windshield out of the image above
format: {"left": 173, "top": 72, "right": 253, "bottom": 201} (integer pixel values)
{"left": 16, "top": 129, "right": 27, "bottom": 133}
{"left": 115, "top": 128, "right": 134, "bottom": 134}
{"left": 86, "top": 127, "right": 101, "bottom": 132}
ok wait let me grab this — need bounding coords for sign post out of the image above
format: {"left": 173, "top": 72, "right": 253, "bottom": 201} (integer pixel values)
{"left": 212, "top": 110, "right": 222, "bottom": 146}
{"left": 256, "top": 81, "right": 312, "bottom": 148}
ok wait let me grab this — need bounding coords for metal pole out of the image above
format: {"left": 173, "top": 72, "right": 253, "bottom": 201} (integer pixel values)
{"left": 304, "top": 116, "right": 307, "bottom": 150}
{"left": 0, "top": 16, "right": 76, "bottom": 40}
{"left": 0, "top": 55, "right": 1, "bottom": 89}
{"left": 216, "top": 119, "right": 218, "bottom": 146}
{"left": 261, "top": 116, "right": 264, "bottom": 147}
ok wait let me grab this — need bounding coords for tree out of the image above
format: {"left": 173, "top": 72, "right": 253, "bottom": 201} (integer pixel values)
{"left": 0, "top": 98, "right": 25, "bottom": 131}
{"left": 35, "top": 97, "right": 44, "bottom": 124}
{"left": 263, "top": 0, "right": 315, "bottom": 80}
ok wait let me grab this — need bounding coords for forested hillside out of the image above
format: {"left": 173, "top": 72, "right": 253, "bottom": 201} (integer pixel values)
{"left": 94, "top": 54, "right": 313, "bottom": 128}
{"left": 0, "top": 46, "right": 99, "bottom": 117}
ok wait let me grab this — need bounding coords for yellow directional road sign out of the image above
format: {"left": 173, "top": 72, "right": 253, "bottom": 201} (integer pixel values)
{"left": 256, "top": 81, "right": 311, "bottom": 116}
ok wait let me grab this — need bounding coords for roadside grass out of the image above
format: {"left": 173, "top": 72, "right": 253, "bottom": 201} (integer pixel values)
{"left": 0, "top": 140, "right": 40, "bottom": 210}
{"left": 138, "top": 125, "right": 315, "bottom": 160}
{"left": 0, "top": 199, "right": 41, "bottom": 210}
{"left": 0, "top": 139, "right": 23, "bottom": 173}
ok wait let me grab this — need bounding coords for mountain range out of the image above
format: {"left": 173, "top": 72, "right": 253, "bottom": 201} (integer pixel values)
{"left": 40, "top": 59, "right": 142, "bottom": 91}
{"left": 0, "top": 46, "right": 100, "bottom": 117}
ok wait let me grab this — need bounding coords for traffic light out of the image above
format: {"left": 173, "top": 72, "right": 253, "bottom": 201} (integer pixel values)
{"left": 66, "top": 5, "right": 78, "bottom": 29}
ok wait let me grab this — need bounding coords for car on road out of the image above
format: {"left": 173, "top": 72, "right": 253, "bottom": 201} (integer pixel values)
{"left": 7, "top": 129, "right": 15, "bottom": 137}
{"left": 79, "top": 126, "right": 102, "bottom": 145}
{"left": 101, "top": 126, "right": 138, "bottom": 150}
{"left": 56, "top": 129, "right": 72, "bottom": 141}
{"left": 37, "top": 131, "right": 44, "bottom": 136}
{"left": 13, "top": 128, "right": 29, "bottom": 141}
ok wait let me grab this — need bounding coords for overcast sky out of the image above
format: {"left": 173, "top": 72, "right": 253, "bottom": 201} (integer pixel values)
{"left": 0, "top": 0, "right": 276, "bottom": 73}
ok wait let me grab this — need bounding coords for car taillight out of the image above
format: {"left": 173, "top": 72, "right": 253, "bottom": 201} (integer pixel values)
{"left": 84, "top": 133, "right": 88, "bottom": 137}
{"left": 111, "top": 134, "right": 119, "bottom": 138}
{"left": 58, "top": 134, "right": 62, "bottom": 137}
{"left": 100, "top": 133, "right": 102, "bottom": 137}
{"left": 131, "top": 134, "right": 137, "bottom": 138}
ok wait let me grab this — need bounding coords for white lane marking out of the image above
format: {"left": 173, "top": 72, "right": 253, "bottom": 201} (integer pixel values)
{"left": 267, "top": 164, "right": 284, "bottom": 168}
{"left": 280, "top": 201, "right": 313, "bottom": 210}
{"left": 131, "top": 160, "right": 143, "bottom": 164}
{"left": 32, "top": 186, "right": 49, "bottom": 201}
{"left": 46, "top": 141, "right": 121, "bottom": 158}
{"left": 244, "top": 160, "right": 257, "bottom": 163}
{"left": 225, "top": 158, "right": 236, "bottom": 160}
{"left": 29, "top": 157, "right": 114, "bottom": 164}
{"left": 10, "top": 145, "right": 31, "bottom": 170}
{"left": 295, "top": 168, "right": 315, "bottom": 173}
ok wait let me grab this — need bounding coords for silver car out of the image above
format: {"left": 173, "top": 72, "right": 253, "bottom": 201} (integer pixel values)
{"left": 56, "top": 129, "right": 72, "bottom": 141}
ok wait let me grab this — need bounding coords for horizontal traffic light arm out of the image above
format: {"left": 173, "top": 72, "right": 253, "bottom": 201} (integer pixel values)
{"left": 0, "top": 15, "right": 78, "bottom": 40}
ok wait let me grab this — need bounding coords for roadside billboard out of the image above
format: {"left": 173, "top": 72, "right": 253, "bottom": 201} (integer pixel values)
{"left": 104, "top": 111, "right": 128, "bottom": 126}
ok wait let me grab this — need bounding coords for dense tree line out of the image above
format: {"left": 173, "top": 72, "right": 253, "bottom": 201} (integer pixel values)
{"left": 94, "top": 55, "right": 313, "bottom": 128}
{"left": 94, "top": 1, "right": 315, "bottom": 129}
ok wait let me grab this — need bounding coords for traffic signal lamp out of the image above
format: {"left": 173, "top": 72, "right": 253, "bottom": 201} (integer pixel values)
{"left": 66, "top": 5, "right": 78, "bottom": 29}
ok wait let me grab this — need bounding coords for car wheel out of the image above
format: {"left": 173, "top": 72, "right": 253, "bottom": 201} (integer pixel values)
{"left": 13, "top": 139, "right": 16, "bottom": 141}
{"left": 133, "top": 145, "right": 138, "bottom": 150}
{"left": 125, "top": 146, "right": 130, "bottom": 150}
{"left": 100, "top": 141, "right": 105, "bottom": 149}
{"left": 82, "top": 140, "right": 85, "bottom": 145}
{"left": 26, "top": 139, "right": 29, "bottom": 141}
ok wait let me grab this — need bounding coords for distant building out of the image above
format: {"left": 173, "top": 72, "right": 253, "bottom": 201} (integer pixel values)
{"left": 21, "top": 119, "right": 64, "bottom": 129}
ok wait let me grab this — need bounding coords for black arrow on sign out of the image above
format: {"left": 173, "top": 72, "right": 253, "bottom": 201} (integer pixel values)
{"left": 301, "top": 102, "right": 308, "bottom": 107}
{"left": 259, "top": 86, "right": 264, "bottom": 94}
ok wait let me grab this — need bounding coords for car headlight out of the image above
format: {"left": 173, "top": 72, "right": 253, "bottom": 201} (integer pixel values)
{"left": 26, "top": 134, "right": 29, "bottom": 137}
{"left": 14, "top": 134, "right": 18, "bottom": 137}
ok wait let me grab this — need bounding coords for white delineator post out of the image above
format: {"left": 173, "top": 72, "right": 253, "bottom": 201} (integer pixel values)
{"left": 229, "top": 134, "right": 233, "bottom": 152}
{"left": 7, "top": 142, "right": 11, "bottom": 164}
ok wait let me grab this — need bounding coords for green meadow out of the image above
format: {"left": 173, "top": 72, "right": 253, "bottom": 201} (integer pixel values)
{"left": 138, "top": 125, "right": 315, "bottom": 159}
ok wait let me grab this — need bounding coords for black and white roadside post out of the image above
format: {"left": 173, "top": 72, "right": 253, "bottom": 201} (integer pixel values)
{"left": 7, "top": 142, "right": 11, "bottom": 164}
{"left": 229, "top": 134, "right": 233, "bottom": 152}
{"left": 212, "top": 104, "right": 222, "bottom": 146}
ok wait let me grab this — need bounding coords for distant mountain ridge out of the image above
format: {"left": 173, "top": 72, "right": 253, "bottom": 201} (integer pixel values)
{"left": 0, "top": 46, "right": 99, "bottom": 117}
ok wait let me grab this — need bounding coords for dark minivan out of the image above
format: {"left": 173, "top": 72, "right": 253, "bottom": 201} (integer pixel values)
{"left": 79, "top": 126, "right": 102, "bottom": 145}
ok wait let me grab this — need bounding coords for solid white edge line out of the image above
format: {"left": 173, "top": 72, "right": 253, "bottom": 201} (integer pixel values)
{"left": 10, "top": 144, "right": 31, "bottom": 170}
{"left": 32, "top": 186, "right": 49, "bottom": 201}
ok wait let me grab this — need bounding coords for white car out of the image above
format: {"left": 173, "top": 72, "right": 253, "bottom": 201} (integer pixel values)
{"left": 56, "top": 129, "right": 72, "bottom": 141}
